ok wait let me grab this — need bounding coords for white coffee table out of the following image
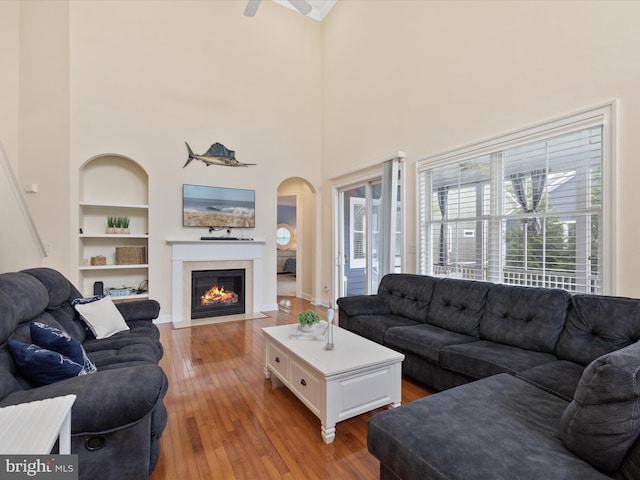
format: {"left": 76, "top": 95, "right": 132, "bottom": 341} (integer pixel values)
{"left": 262, "top": 324, "right": 404, "bottom": 444}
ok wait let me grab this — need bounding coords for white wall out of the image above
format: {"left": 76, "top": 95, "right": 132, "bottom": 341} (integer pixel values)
{"left": 0, "top": 143, "right": 44, "bottom": 271}
{"left": 321, "top": 0, "right": 640, "bottom": 298}
{"left": 19, "top": 0, "right": 71, "bottom": 274}
{"left": 6, "top": 0, "right": 640, "bottom": 312}
{"left": 0, "top": 1, "right": 69, "bottom": 272}
{"left": 70, "top": 1, "right": 321, "bottom": 313}
{"left": 1, "top": 0, "right": 322, "bottom": 317}
{"left": 66, "top": 0, "right": 322, "bottom": 315}
{"left": 0, "top": 1, "right": 19, "bottom": 168}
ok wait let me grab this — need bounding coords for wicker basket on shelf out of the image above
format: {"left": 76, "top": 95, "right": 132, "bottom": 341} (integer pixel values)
{"left": 90, "top": 255, "right": 106, "bottom": 266}
{"left": 115, "top": 247, "right": 146, "bottom": 265}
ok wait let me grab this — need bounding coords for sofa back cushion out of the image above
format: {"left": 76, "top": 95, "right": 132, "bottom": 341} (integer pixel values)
{"left": 618, "top": 435, "right": 640, "bottom": 480}
{"left": 22, "top": 268, "right": 87, "bottom": 342}
{"left": 556, "top": 294, "right": 640, "bottom": 366}
{"left": 377, "top": 274, "right": 438, "bottom": 323}
{"left": 0, "top": 291, "right": 18, "bottom": 346}
{"left": 559, "top": 340, "right": 640, "bottom": 474}
{"left": 0, "top": 290, "right": 24, "bottom": 401}
{"left": 426, "top": 278, "right": 491, "bottom": 336}
{"left": 479, "top": 284, "right": 571, "bottom": 353}
{"left": 0, "top": 273, "right": 49, "bottom": 327}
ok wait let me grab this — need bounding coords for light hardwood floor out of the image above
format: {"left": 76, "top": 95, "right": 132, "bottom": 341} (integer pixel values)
{"left": 149, "top": 297, "right": 432, "bottom": 480}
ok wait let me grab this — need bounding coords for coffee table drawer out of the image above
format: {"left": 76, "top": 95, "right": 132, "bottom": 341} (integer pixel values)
{"left": 267, "top": 343, "right": 290, "bottom": 383}
{"left": 290, "top": 360, "right": 321, "bottom": 414}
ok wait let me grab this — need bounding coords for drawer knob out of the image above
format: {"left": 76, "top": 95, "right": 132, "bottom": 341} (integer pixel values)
{"left": 275, "top": 356, "right": 280, "bottom": 363}
{"left": 300, "top": 379, "right": 307, "bottom": 386}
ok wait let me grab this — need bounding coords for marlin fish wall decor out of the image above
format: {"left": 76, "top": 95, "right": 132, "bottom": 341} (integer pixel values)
{"left": 183, "top": 142, "right": 256, "bottom": 168}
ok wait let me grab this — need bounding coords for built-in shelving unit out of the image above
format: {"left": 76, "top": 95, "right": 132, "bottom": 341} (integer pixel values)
{"left": 78, "top": 156, "right": 149, "bottom": 301}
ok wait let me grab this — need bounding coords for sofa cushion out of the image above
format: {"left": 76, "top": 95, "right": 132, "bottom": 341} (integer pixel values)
{"left": 368, "top": 374, "right": 609, "bottom": 480}
{"left": 517, "top": 360, "right": 585, "bottom": 402}
{"left": 440, "top": 340, "right": 557, "bottom": 380}
{"left": 82, "top": 333, "right": 163, "bottom": 363}
{"left": 425, "top": 278, "right": 491, "bottom": 336}
{"left": 377, "top": 274, "right": 438, "bottom": 323}
{"left": 0, "top": 369, "right": 23, "bottom": 402}
{"left": 0, "top": 273, "right": 50, "bottom": 325}
{"left": 86, "top": 342, "right": 161, "bottom": 368}
{"left": 22, "top": 268, "right": 75, "bottom": 309}
{"left": 619, "top": 437, "right": 640, "bottom": 480}
{"left": 0, "top": 291, "right": 18, "bottom": 345}
{"left": 7, "top": 339, "right": 93, "bottom": 386}
{"left": 73, "top": 296, "right": 130, "bottom": 339}
{"left": 348, "top": 314, "right": 419, "bottom": 344}
{"left": 556, "top": 294, "right": 640, "bottom": 366}
{"left": 384, "top": 324, "right": 477, "bottom": 364}
{"left": 480, "top": 284, "right": 571, "bottom": 353}
{"left": 125, "top": 320, "right": 161, "bottom": 341}
{"left": 30, "top": 321, "right": 96, "bottom": 374}
{"left": 22, "top": 268, "right": 87, "bottom": 341}
{"left": 559, "top": 340, "right": 640, "bottom": 474}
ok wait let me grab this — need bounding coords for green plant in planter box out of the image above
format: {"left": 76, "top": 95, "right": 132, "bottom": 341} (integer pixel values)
{"left": 298, "top": 309, "right": 320, "bottom": 327}
{"left": 107, "top": 216, "right": 130, "bottom": 233}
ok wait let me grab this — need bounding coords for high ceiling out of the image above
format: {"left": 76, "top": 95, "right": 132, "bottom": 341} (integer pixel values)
{"left": 272, "top": 0, "right": 337, "bottom": 21}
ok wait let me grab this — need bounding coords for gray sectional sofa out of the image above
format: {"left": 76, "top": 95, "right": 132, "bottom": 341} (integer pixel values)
{"left": 337, "top": 273, "right": 640, "bottom": 480}
{"left": 0, "top": 268, "right": 167, "bottom": 480}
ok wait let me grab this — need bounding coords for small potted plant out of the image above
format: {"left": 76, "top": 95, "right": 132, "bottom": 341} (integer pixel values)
{"left": 106, "top": 216, "right": 130, "bottom": 234}
{"left": 107, "top": 216, "right": 117, "bottom": 234}
{"left": 298, "top": 309, "right": 320, "bottom": 332}
{"left": 119, "top": 216, "right": 130, "bottom": 234}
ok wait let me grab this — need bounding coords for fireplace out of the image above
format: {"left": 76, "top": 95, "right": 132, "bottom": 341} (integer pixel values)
{"left": 169, "top": 240, "right": 272, "bottom": 328}
{"left": 191, "top": 269, "right": 246, "bottom": 319}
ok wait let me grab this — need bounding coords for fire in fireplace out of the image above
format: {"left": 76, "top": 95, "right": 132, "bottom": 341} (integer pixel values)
{"left": 191, "top": 269, "right": 245, "bottom": 319}
{"left": 201, "top": 285, "right": 238, "bottom": 305}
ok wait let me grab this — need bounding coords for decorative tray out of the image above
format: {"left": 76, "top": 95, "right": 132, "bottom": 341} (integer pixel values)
{"left": 290, "top": 321, "right": 328, "bottom": 341}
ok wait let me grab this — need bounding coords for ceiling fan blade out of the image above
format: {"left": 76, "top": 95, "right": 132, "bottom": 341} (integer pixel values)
{"left": 288, "top": 0, "right": 312, "bottom": 15}
{"left": 244, "top": 0, "right": 261, "bottom": 17}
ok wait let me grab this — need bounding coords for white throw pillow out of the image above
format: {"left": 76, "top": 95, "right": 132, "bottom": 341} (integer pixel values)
{"left": 74, "top": 296, "right": 130, "bottom": 339}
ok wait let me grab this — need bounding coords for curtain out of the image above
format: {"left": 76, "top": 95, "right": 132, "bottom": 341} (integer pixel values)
{"left": 510, "top": 170, "right": 547, "bottom": 234}
{"left": 510, "top": 173, "right": 528, "bottom": 213}
{"left": 437, "top": 186, "right": 448, "bottom": 266}
{"left": 379, "top": 159, "right": 399, "bottom": 278}
{"left": 530, "top": 169, "right": 547, "bottom": 234}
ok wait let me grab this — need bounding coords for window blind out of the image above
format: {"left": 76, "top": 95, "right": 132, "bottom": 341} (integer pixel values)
{"left": 418, "top": 119, "right": 603, "bottom": 294}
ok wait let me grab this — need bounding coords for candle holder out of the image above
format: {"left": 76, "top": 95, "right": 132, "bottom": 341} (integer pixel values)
{"left": 325, "top": 306, "right": 335, "bottom": 350}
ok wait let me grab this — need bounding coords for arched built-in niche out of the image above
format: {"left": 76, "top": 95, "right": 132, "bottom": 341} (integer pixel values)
{"left": 78, "top": 155, "right": 149, "bottom": 300}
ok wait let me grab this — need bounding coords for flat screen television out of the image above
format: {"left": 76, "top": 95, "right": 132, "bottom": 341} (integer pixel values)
{"left": 183, "top": 184, "right": 255, "bottom": 228}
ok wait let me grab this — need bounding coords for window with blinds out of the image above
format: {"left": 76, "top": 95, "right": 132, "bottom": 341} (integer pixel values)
{"left": 418, "top": 108, "right": 610, "bottom": 294}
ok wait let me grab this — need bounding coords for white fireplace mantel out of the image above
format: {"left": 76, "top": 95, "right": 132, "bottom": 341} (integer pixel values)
{"left": 168, "top": 240, "right": 266, "bottom": 328}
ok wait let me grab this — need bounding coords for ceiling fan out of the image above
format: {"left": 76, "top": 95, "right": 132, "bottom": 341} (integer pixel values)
{"left": 244, "top": 0, "right": 312, "bottom": 17}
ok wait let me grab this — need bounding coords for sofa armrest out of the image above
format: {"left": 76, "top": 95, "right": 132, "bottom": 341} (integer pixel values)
{"left": 0, "top": 365, "right": 167, "bottom": 433}
{"left": 116, "top": 299, "right": 160, "bottom": 322}
{"left": 337, "top": 294, "right": 390, "bottom": 317}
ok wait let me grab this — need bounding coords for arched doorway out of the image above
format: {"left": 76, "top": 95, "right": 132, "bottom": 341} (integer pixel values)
{"left": 277, "top": 177, "right": 315, "bottom": 300}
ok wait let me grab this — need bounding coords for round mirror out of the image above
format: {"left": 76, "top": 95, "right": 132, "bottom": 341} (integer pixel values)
{"left": 276, "top": 223, "right": 296, "bottom": 250}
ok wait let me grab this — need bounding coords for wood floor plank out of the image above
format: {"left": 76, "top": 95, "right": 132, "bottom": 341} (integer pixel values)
{"left": 149, "top": 298, "right": 432, "bottom": 479}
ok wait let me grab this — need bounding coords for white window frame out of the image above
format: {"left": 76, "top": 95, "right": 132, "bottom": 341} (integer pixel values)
{"left": 416, "top": 102, "right": 617, "bottom": 294}
{"left": 349, "top": 196, "right": 367, "bottom": 269}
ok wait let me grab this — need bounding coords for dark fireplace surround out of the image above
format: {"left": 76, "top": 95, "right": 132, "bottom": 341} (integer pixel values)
{"left": 191, "top": 268, "right": 246, "bottom": 319}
